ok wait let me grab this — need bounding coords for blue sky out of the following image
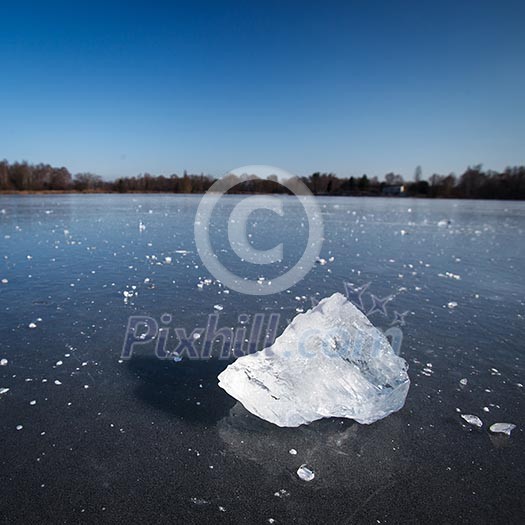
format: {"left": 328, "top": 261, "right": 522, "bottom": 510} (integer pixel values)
{"left": 1, "top": 0, "right": 524, "bottom": 180}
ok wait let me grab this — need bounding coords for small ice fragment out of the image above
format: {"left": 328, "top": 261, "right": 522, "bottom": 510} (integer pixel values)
{"left": 190, "top": 497, "right": 210, "bottom": 505}
{"left": 16, "top": 425, "right": 23, "bottom": 431}
{"left": 28, "top": 322, "right": 37, "bottom": 329}
{"left": 489, "top": 423, "right": 516, "bottom": 436}
{"left": 447, "top": 302, "right": 458, "bottom": 309}
{"left": 0, "top": 387, "right": 10, "bottom": 395}
{"left": 139, "top": 221, "right": 146, "bottom": 232}
{"left": 55, "top": 361, "right": 63, "bottom": 366}
{"left": 164, "top": 256, "right": 172, "bottom": 264}
{"left": 1, "top": 278, "right": 8, "bottom": 284}
{"left": 289, "top": 448, "right": 297, "bottom": 455}
{"left": 54, "top": 380, "right": 62, "bottom": 385}
{"left": 483, "top": 407, "right": 489, "bottom": 412}
{"left": 438, "top": 219, "right": 450, "bottom": 227}
{"left": 461, "top": 414, "right": 483, "bottom": 428}
{"left": 0, "top": 358, "right": 8, "bottom": 366}
{"left": 30, "top": 400, "right": 36, "bottom": 405}
{"left": 297, "top": 465, "right": 315, "bottom": 481}
{"left": 460, "top": 378, "right": 468, "bottom": 386}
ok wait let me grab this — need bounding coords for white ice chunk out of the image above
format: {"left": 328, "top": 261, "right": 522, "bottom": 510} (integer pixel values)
{"left": 461, "top": 414, "right": 483, "bottom": 428}
{"left": 489, "top": 423, "right": 516, "bottom": 436}
{"left": 297, "top": 465, "right": 315, "bottom": 481}
{"left": 218, "top": 293, "right": 410, "bottom": 427}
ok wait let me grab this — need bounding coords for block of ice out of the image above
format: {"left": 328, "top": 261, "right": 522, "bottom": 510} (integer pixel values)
{"left": 297, "top": 465, "right": 315, "bottom": 481}
{"left": 489, "top": 422, "right": 516, "bottom": 436}
{"left": 218, "top": 292, "right": 410, "bottom": 427}
{"left": 461, "top": 414, "right": 483, "bottom": 428}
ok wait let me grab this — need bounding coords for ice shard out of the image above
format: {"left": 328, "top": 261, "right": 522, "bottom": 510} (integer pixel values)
{"left": 218, "top": 292, "right": 410, "bottom": 427}
{"left": 489, "top": 423, "right": 516, "bottom": 436}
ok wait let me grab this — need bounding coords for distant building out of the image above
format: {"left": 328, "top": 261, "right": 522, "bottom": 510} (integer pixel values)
{"left": 382, "top": 184, "right": 406, "bottom": 196}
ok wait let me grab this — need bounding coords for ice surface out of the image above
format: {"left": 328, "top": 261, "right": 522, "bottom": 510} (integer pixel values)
{"left": 489, "top": 423, "right": 516, "bottom": 436}
{"left": 218, "top": 292, "right": 410, "bottom": 427}
{"left": 461, "top": 414, "right": 483, "bottom": 428}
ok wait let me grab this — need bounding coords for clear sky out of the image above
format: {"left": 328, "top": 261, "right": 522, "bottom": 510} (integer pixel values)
{"left": 1, "top": 0, "right": 524, "bottom": 180}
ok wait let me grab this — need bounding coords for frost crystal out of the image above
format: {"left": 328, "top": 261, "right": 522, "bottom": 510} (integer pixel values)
{"left": 218, "top": 293, "right": 410, "bottom": 427}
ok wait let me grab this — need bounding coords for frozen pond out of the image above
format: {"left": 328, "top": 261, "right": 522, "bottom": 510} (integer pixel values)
{"left": 0, "top": 194, "right": 524, "bottom": 523}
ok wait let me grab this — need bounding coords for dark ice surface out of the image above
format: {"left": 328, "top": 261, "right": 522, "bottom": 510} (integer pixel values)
{"left": 0, "top": 195, "right": 524, "bottom": 523}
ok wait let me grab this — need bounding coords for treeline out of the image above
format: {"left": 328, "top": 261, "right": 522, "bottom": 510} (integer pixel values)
{"left": 1, "top": 160, "right": 525, "bottom": 199}
{"left": 298, "top": 166, "right": 525, "bottom": 199}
